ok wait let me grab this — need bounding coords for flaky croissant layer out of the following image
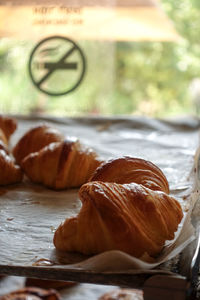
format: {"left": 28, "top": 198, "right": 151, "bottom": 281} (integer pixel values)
{"left": 0, "top": 116, "right": 22, "bottom": 185}
{"left": 0, "top": 115, "right": 17, "bottom": 153}
{"left": 90, "top": 157, "right": 169, "bottom": 194}
{"left": 0, "top": 150, "right": 23, "bottom": 185}
{"left": 0, "top": 115, "right": 17, "bottom": 141}
{"left": 54, "top": 181, "right": 183, "bottom": 258}
{"left": 21, "top": 139, "right": 102, "bottom": 189}
{"left": 13, "top": 124, "right": 64, "bottom": 165}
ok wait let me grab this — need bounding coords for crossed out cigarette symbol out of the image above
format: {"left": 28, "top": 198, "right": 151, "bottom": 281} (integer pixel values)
{"left": 28, "top": 36, "right": 86, "bottom": 96}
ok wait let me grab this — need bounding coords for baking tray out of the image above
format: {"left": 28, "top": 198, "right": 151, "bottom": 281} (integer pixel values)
{"left": 0, "top": 115, "right": 200, "bottom": 300}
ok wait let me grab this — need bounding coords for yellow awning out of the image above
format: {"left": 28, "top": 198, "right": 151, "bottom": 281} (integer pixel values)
{"left": 0, "top": 0, "right": 180, "bottom": 41}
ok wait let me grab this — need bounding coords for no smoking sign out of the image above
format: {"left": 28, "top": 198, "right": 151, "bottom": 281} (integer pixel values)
{"left": 28, "top": 36, "right": 86, "bottom": 96}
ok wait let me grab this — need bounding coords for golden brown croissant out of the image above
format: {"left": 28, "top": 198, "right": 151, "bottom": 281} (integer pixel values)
{"left": 0, "top": 149, "right": 23, "bottom": 185}
{"left": 0, "top": 116, "right": 17, "bottom": 152}
{"left": 53, "top": 181, "right": 183, "bottom": 257}
{"left": 0, "top": 128, "right": 9, "bottom": 152}
{"left": 21, "top": 138, "right": 102, "bottom": 189}
{"left": 13, "top": 124, "right": 64, "bottom": 164}
{"left": 0, "top": 287, "right": 60, "bottom": 300}
{"left": 99, "top": 288, "right": 143, "bottom": 300}
{"left": 90, "top": 157, "right": 169, "bottom": 194}
{"left": 0, "top": 115, "right": 17, "bottom": 141}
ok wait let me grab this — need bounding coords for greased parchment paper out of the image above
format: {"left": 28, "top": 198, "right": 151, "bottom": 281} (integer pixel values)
{"left": 0, "top": 115, "right": 199, "bottom": 274}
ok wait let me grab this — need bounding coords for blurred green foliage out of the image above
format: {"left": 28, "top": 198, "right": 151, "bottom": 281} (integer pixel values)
{"left": 0, "top": 0, "right": 200, "bottom": 117}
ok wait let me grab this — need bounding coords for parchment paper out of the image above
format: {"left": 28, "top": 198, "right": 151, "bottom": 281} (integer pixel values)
{"left": 0, "top": 115, "right": 199, "bottom": 274}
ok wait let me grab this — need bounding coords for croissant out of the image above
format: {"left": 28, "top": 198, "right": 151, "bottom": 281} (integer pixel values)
{"left": 53, "top": 181, "right": 183, "bottom": 257}
{"left": 90, "top": 157, "right": 169, "bottom": 194}
{"left": 54, "top": 157, "right": 183, "bottom": 257}
{"left": 21, "top": 139, "right": 102, "bottom": 189}
{"left": 0, "top": 116, "right": 17, "bottom": 152}
{"left": 13, "top": 124, "right": 64, "bottom": 164}
{"left": 0, "top": 287, "right": 60, "bottom": 300}
{"left": 99, "top": 288, "right": 143, "bottom": 300}
{"left": 0, "top": 149, "right": 23, "bottom": 185}
{"left": 0, "top": 115, "right": 17, "bottom": 141}
{"left": 0, "top": 128, "right": 9, "bottom": 152}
